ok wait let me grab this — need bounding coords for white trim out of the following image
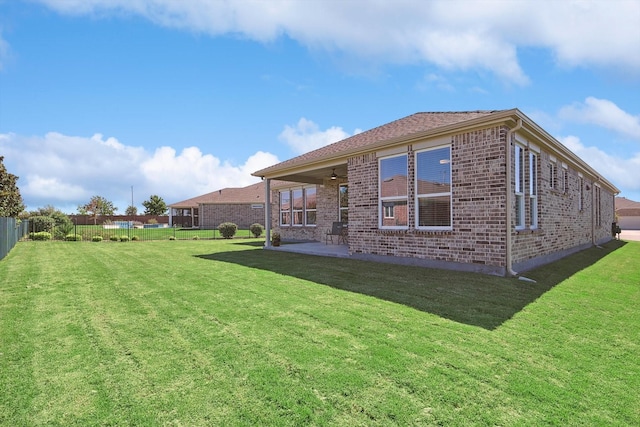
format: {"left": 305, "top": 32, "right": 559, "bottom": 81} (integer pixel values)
{"left": 376, "top": 145, "right": 408, "bottom": 158}
{"left": 412, "top": 136, "right": 450, "bottom": 151}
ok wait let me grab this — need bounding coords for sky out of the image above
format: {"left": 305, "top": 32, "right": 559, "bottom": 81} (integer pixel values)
{"left": 1, "top": 0, "right": 639, "bottom": 214}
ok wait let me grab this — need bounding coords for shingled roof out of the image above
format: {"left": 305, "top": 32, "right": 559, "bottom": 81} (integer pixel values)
{"left": 616, "top": 197, "right": 640, "bottom": 216}
{"left": 169, "top": 180, "right": 292, "bottom": 208}
{"left": 253, "top": 110, "right": 505, "bottom": 177}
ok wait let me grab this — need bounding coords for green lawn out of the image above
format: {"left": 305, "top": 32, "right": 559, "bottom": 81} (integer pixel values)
{"left": 1, "top": 239, "right": 638, "bottom": 426}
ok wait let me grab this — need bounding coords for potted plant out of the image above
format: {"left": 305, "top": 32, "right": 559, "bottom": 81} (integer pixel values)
{"left": 271, "top": 232, "right": 281, "bottom": 247}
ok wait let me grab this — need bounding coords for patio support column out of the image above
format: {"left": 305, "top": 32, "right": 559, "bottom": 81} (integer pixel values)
{"left": 264, "top": 178, "right": 271, "bottom": 247}
{"left": 169, "top": 208, "right": 173, "bottom": 226}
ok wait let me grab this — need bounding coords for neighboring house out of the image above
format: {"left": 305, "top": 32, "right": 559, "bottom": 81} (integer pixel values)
{"left": 615, "top": 197, "right": 640, "bottom": 230}
{"left": 253, "top": 109, "right": 619, "bottom": 276}
{"left": 169, "top": 181, "right": 285, "bottom": 229}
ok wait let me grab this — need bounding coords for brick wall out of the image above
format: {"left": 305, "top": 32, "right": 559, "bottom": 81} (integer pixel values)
{"left": 511, "top": 143, "right": 615, "bottom": 270}
{"left": 267, "top": 124, "right": 615, "bottom": 273}
{"left": 271, "top": 180, "right": 345, "bottom": 241}
{"left": 348, "top": 127, "right": 508, "bottom": 268}
{"left": 199, "top": 203, "right": 265, "bottom": 229}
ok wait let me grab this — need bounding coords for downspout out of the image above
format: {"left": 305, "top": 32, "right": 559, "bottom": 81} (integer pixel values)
{"left": 505, "top": 118, "right": 523, "bottom": 277}
{"left": 264, "top": 178, "right": 272, "bottom": 248}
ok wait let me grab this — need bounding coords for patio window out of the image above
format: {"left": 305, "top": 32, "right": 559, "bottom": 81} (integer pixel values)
{"left": 379, "top": 154, "right": 408, "bottom": 228}
{"left": 280, "top": 191, "right": 291, "bottom": 226}
{"left": 305, "top": 187, "right": 317, "bottom": 225}
{"left": 339, "top": 184, "right": 348, "bottom": 223}
{"left": 416, "top": 145, "right": 451, "bottom": 229}
{"left": 292, "top": 188, "right": 303, "bottom": 226}
{"left": 279, "top": 186, "right": 317, "bottom": 227}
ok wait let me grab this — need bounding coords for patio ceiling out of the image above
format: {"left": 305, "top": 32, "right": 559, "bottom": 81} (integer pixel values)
{"left": 267, "top": 163, "right": 348, "bottom": 185}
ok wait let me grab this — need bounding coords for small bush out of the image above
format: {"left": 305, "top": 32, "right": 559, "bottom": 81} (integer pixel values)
{"left": 30, "top": 231, "right": 52, "bottom": 241}
{"left": 65, "top": 234, "right": 82, "bottom": 241}
{"left": 110, "top": 236, "right": 119, "bottom": 242}
{"left": 218, "top": 222, "right": 238, "bottom": 239}
{"left": 148, "top": 218, "right": 158, "bottom": 224}
{"left": 29, "top": 216, "right": 55, "bottom": 233}
{"left": 250, "top": 223, "right": 264, "bottom": 238}
{"left": 119, "top": 236, "right": 130, "bottom": 242}
{"left": 131, "top": 235, "right": 139, "bottom": 241}
{"left": 193, "top": 235, "right": 199, "bottom": 240}
{"left": 169, "top": 236, "right": 176, "bottom": 240}
{"left": 92, "top": 236, "right": 103, "bottom": 242}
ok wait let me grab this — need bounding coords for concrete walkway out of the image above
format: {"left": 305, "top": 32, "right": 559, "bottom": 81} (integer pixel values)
{"left": 620, "top": 230, "right": 640, "bottom": 242}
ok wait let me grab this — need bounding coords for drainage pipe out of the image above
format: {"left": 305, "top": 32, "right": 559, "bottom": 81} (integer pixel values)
{"left": 505, "top": 118, "right": 523, "bottom": 277}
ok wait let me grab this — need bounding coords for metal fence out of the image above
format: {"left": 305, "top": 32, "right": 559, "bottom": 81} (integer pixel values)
{"left": 25, "top": 222, "right": 258, "bottom": 242}
{"left": 0, "top": 218, "right": 29, "bottom": 261}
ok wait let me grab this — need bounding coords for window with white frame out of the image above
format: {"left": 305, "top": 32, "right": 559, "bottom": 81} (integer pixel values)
{"left": 515, "top": 145, "right": 525, "bottom": 229}
{"left": 279, "top": 187, "right": 317, "bottom": 226}
{"left": 595, "top": 185, "right": 601, "bottom": 227}
{"left": 305, "top": 187, "right": 317, "bottom": 225}
{"left": 339, "top": 184, "right": 348, "bottom": 223}
{"left": 416, "top": 146, "right": 451, "bottom": 229}
{"left": 579, "top": 174, "right": 584, "bottom": 211}
{"left": 549, "top": 159, "right": 558, "bottom": 190}
{"left": 529, "top": 151, "right": 538, "bottom": 228}
{"left": 280, "top": 191, "right": 291, "bottom": 225}
{"left": 292, "top": 188, "right": 304, "bottom": 226}
{"left": 379, "top": 154, "right": 408, "bottom": 228}
{"left": 562, "top": 165, "right": 569, "bottom": 193}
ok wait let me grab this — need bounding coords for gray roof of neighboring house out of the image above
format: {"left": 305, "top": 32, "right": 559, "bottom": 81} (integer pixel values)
{"left": 616, "top": 197, "right": 640, "bottom": 216}
{"left": 169, "top": 180, "right": 292, "bottom": 209}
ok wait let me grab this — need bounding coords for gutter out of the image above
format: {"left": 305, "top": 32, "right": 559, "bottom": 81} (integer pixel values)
{"left": 505, "top": 118, "right": 523, "bottom": 277}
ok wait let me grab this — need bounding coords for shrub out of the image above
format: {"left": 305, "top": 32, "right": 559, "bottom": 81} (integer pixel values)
{"left": 131, "top": 235, "right": 139, "bottom": 241}
{"left": 29, "top": 216, "right": 55, "bottom": 233}
{"left": 193, "top": 235, "right": 199, "bottom": 240}
{"left": 250, "top": 223, "right": 264, "bottom": 238}
{"left": 218, "top": 222, "right": 238, "bottom": 239}
{"left": 30, "top": 231, "right": 52, "bottom": 241}
{"left": 169, "top": 236, "right": 176, "bottom": 240}
{"left": 65, "top": 234, "right": 82, "bottom": 241}
{"left": 119, "top": 236, "right": 130, "bottom": 242}
{"left": 92, "top": 236, "right": 103, "bottom": 242}
{"left": 110, "top": 236, "right": 119, "bottom": 242}
{"left": 147, "top": 218, "right": 158, "bottom": 224}
{"left": 55, "top": 222, "right": 74, "bottom": 240}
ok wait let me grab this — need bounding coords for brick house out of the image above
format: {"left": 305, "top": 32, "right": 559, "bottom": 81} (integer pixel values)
{"left": 253, "top": 109, "right": 619, "bottom": 276}
{"left": 169, "top": 182, "right": 271, "bottom": 229}
{"left": 615, "top": 197, "right": 640, "bottom": 230}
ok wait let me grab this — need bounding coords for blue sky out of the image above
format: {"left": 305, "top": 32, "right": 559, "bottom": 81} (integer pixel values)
{"left": 1, "top": 0, "right": 639, "bottom": 213}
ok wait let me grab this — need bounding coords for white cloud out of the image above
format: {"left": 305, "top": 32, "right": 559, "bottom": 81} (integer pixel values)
{"left": 559, "top": 97, "right": 640, "bottom": 141}
{"left": 0, "top": 132, "right": 279, "bottom": 212}
{"left": 33, "top": 0, "right": 640, "bottom": 84}
{"left": 279, "top": 118, "right": 360, "bottom": 155}
{"left": 559, "top": 135, "right": 640, "bottom": 193}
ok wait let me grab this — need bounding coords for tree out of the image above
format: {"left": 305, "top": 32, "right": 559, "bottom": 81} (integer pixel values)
{"left": 125, "top": 205, "right": 138, "bottom": 216}
{"left": 142, "top": 195, "right": 168, "bottom": 215}
{"left": 0, "top": 156, "right": 25, "bottom": 217}
{"left": 29, "top": 205, "right": 73, "bottom": 239}
{"left": 78, "top": 195, "right": 118, "bottom": 225}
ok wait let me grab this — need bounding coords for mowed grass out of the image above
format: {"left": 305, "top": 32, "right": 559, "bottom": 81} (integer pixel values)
{"left": 1, "top": 239, "right": 638, "bottom": 426}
